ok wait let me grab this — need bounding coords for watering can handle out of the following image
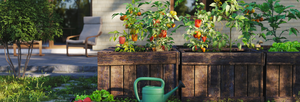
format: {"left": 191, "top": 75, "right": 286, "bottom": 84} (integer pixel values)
{"left": 133, "top": 77, "right": 165, "bottom": 102}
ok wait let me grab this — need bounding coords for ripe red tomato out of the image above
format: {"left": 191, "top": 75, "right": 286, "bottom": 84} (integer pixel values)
{"left": 202, "top": 36, "right": 207, "bottom": 42}
{"left": 195, "top": 19, "right": 202, "bottom": 27}
{"left": 161, "top": 30, "right": 167, "bottom": 38}
{"left": 150, "top": 36, "right": 154, "bottom": 41}
{"left": 119, "top": 37, "right": 125, "bottom": 44}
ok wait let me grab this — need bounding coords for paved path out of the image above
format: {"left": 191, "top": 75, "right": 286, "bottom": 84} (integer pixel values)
{"left": 0, "top": 54, "right": 98, "bottom": 77}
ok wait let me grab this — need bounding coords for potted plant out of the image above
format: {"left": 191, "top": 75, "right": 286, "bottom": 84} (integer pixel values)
{"left": 253, "top": 0, "right": 300, "bottom": 101}
{"left": 98, "top": 0, "right": 183, "bottom": 99}
{"left": 178, "top": 0, "right": 264, "bottom": 101}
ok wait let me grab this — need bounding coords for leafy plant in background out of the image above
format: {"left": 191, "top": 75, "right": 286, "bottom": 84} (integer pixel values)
{"left": 268, "top": 41, "right": 300, "bottom": 52}
{"left": 0, "top": 0, "right": 63, "bottom": 78}
{"left": 210, "top": 0, "right": 246, "bottom": 50}
{"left": 142, "top": 0, "right": 184, "bottom": 51}
{"left": 208, "top": 0, "right": 231, "bottom": 51}
{"left": 181, "top": 1, "right": 217, "bottom": 52}
{"left": 256, "top": 0, "right": 300, "bottom": 43}
{"left": 239, "top": 2, "right": 267, "bottom": 49}
{"left": 109, "top": 0, "right": 149, "bottom": 52}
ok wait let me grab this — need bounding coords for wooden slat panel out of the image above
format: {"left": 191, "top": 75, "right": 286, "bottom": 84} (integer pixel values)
{"left": 124, "top": 65, "right": 136, "bottom": 96}
{"left": 150, "top": 64, "right": 163, "bottom": 86}
{"left": 293, "top": 65, "right": 300, "bottom": 97}
{"left": 248, "top": 65, "right": 261, "bottom": 97}
{"left": 195, "top": 65, "right": 207, "bottom": 97}
{"left": 261, "top": 65, "right": 264, "bottom": 97}
{"left": 98, "top": 49, "right": 178, "bottom": 65}
{"left": 280, "top": 65, "right": 292, "bottom": 97}
{"left": 164, "top": 64, "right": 176, "bottom": 95}
{"left": 266, "top": 65, "right": 279, "bottom": 97}
{"left": 208, "top": 65, "right": 220, "bottom": 97}
{"left": 221, "top": 65, "right": 234, "bottom": 97}
{"left": 267, "top": 53, "right": 300, "bottom": 65}
{"left": 136, "top": 65, "right": 150, "bottom": 96}
{"left": 182, "top": 65, "right": 194, "bottom": 97}
{"left": 181, "top": 51, "right": 263, "bottom": 65}
{"left": 98, "top": 66, "right": 110, "bottom": 91}
{"left": 110, "top": 66, "right": 123, "bottom": 96}
{"left": 235, "top": 65, "right": 247, "bottom": 97}
{"left": 181, "top": 97, "right": 262, "bottom": 102}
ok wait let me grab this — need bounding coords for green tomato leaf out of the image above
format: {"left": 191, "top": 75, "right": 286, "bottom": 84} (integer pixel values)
{"left": 289, "top": 27, "right": 299, "bottom": 35}
{"left": 274, "top": 5, "right": 285, "bottom": 14}
{"left": 112, "top": 13, "right": 120, "bottom": 19}
{"left": 210, "top": 3, "right": 217, "bottom": 7}
{"left": 213, "top": 41, "right": 218, "bottom": 47}
{"left": 270, "top": 24, "right": 279, "bottom": 28}
{"left": 238, "top": 35, "right": 244, "bottom": 39}
{"left": 287, "top": 12, "right": 296, "bottom": 21}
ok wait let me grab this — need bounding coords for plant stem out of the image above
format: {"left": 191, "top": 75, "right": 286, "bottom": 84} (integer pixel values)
{"left": 230, "top": 27, "right": 232, "bottom": 52}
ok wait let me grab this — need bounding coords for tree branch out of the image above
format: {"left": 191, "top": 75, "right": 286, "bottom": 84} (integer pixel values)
{"left": 2, "top": 41, "right": 16, "bottom": 76}
{"left": 17, "top": 40, "right": 21, "bottom": 78}
{"left": 6, "top": 42, "right": 17, "bottom": 76}
{"left": 22, "top": 40, "right": 34, "bottom": 78}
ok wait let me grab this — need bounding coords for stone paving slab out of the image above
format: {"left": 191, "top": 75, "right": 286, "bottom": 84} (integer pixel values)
{"left": 0, "top": 54, "right": 98, "bottom": 73}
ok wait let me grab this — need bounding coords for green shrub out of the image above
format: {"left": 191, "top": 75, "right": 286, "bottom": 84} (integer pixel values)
{"left": 268, "top": 41, "right": 300, "bottom": 52}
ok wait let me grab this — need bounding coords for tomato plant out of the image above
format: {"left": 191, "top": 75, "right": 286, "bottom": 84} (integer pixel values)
{"left": 141, "top": 0, "right": 184, "bottom": 51}
{"left": 210, "top": 0, "right": 246, "bottom": 51}
{"left": 255, "top": 0, "right": 300, "bottom": 43}
{"left": 109, "top": 0, "right": 149, "bottom": 52}
{"left": 181, "top": 1, "right": 214, "bottom": 52}
{"left": 238, "top": 2, "right": 266, "bottom": 49}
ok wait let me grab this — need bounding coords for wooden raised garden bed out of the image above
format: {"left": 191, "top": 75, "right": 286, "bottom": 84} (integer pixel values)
{"left": 179, "top": 48, "right": 265, "bottom": 102}
{"left": 97, "top": 48, "right": 180, "bottom": 98}
{"left": 266, "top": 52, "right": 300, "bottom": 102}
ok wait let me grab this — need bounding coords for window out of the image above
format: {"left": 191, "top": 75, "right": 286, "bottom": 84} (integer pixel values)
{"left": 51, "top": 0, "right": 92, "bottom": 44}
{"left": 172, "top": 0, "right": 226, "bottom": 16}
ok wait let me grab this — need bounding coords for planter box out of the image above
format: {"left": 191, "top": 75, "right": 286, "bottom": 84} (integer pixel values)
{"left": 179, "top": 48, "right": 264, "bottom": 102}
{"left": 266, "top": 52, "right": 300, "bottom": 102}
{"left": 97, "top": 48, "right": 180, "bottom": 98}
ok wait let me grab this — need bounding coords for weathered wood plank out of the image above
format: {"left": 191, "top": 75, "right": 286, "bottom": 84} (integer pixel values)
{"left": 150, "top": 64, "right": 163, "bottom": 86}
{"left": 195, "top": 65, "right": 207, "bottom": 97}
{"left": 208, "top": 65, "right": 220, "bottom": 97}
{"left": 98, "top": 49, "right": 178, "bottom": 65}
{"left": 181, "top": 97, "right": 262, "bottom": 102}
{"left": 279, "top": 65, "right": 292, "bottom": 97}
{"left": 98, "top": 66, "right": 110, "bottom": 91}
{"left": 181, "top": 65, "right": 194, "bottom": 98}
{"left": 267, "top": 52, "right": 300, "bottom": 65}
{"left": 248, "top": 65, "right": 261, "bottom": 97}
{"left": 164, "top": 64, "right": 176, "bottom": 96}
{"left": 293, "top": 65, "right": 300, "bottom": 97}
{"left": 124, "top": 65, "right": 136, "bottom": 96}
{"left": 221, "top": 65, "right": 234, "bottom": 97}
{"left": 235, "top": 65, "right": 247, "bottom": 97}
{"left": 136, "top": 65, "right": 150, "bottom": 96}
{"left": 180, "top": 50, "right": 263, "bottom": 65}
{"left": 266, "top": 65, "right": 279, "bottom": 97}
{"left": 110, "top": 66, "right": 123, "bottom": 96}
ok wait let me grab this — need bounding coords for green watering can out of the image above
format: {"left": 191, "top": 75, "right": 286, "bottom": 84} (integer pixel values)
{"left": 134, "top": 77, "right": 185, "bottom": 102}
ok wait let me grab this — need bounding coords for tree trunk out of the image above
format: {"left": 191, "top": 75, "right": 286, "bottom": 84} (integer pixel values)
{"left": 22, "top": 40, "right": 34, "bottom": 78}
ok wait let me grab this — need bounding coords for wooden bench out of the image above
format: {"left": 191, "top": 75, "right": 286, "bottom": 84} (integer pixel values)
{"left": 13, "top": 40, "right": 44, "bottom": 56}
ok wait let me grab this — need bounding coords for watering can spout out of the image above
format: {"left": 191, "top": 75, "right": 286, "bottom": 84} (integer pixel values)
{"left": 164, "top": 80, "right": 185, "bottom": 102}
